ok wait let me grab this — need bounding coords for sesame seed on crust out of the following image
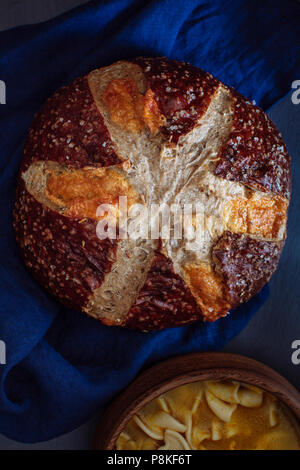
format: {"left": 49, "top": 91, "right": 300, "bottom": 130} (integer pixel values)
{"left": 132, "top": 57, "right": 219, "bottom": 143}
{"left": 125, "top": 251, "right": 202, "bottom": 331}
{"left": 214, "top": 231, "right": 284, "bottom": 307}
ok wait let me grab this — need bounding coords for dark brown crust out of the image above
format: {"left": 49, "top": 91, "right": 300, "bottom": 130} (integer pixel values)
{"left": 215, "top": 90, "right": 291, "bottom": 199}
{"left": 14, "top": 58, "right": 291, "bottom": 330}
{"left": 132, "top": 57, "right": 219, "bottom": 143}
{"left": 214, "top": 231, "right": 284, "bottom": 307}
{"left": 21, "top": 76, "right": 121, "bottom": 172}
{"left": 125, "top": 251, "right": 202, "bottom": 331}
{"left": 13, "top": 181, "right": 117, "bottom": 310}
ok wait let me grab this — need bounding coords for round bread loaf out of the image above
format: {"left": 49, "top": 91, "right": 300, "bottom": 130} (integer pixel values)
{"left": 13, "top": 57, "right": 291, "bottom": 331}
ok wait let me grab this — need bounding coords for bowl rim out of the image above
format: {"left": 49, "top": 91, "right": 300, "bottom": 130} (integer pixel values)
{"left": 94, "top": 352, "right": 300, "bottom": 449}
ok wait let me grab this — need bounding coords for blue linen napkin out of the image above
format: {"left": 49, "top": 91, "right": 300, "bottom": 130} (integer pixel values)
{"left": 0, "top": 0, "right": 299, "bottom": 442}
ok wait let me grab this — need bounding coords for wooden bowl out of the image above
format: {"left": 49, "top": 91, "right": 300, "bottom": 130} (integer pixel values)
{"left": 94, "top": 352, "right": 300, "bottom": 449}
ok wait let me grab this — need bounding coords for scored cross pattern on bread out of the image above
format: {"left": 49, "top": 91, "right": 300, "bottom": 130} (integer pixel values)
{"left": 13, "top": 58, "right": 291, "bottom": 331}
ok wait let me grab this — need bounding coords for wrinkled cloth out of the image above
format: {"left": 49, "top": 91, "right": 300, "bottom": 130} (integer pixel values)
{"left": 0, "top": 0, "right": 299, "bottom": 442}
